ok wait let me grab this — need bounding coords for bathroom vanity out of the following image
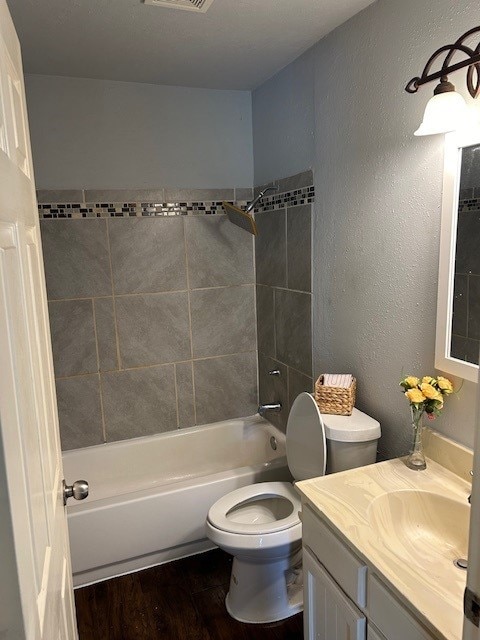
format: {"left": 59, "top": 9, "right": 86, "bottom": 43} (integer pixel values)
{"left": 296, "top": 430, "right": 473, "bottom": 640}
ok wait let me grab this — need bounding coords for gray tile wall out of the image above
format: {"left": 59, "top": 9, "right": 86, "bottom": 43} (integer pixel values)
{"left": 41, "top": 175, "right": 314, "bottom": 449}
{"left": 41, "top": 198, "right": 257, "bottom": 450}
{"left": 254, "top": 170, "right": 314, "bottom": 432}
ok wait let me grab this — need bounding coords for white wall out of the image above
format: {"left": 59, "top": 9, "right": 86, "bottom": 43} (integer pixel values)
{"left": 25, "top": 75, "right": 253, "bottom": 189}
{"left": 253, "top": 0, "right": 480, "bottom": 457}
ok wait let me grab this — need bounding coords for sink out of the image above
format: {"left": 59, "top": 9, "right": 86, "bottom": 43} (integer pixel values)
{"left": 368, "top": 490, "right": 469, "bottom": 563}
{"left": 296, "top": 452, "right": 473, "bottom": 640}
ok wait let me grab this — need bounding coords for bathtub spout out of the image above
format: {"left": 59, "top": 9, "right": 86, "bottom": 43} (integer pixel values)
{"left": 258, "top": 403, "right": 282, "bottom": 416}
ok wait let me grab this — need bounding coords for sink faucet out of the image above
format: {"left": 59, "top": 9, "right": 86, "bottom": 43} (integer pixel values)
{"left": 258, "top": 403, "right": 282, "bottom": 416}
{"left": 468, "top": 470, "right": 473, "bottom": 504}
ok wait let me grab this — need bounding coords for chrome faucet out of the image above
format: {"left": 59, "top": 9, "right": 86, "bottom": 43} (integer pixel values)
{"left": 258, "top": 403, "right": 282, "bottom": 416}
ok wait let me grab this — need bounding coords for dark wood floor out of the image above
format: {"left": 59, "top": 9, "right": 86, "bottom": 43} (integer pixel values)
{"left": 75, "top": 549, "right": 303, "bottom": 640}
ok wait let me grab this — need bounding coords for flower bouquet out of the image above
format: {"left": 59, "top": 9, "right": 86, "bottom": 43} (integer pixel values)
{"left": 399, "top": 375, "right": 453, "bottom": 470}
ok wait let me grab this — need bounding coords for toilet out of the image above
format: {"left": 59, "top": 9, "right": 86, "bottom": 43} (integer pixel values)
{"left": 205, "top": 392, "right": 381, "bottom": 624}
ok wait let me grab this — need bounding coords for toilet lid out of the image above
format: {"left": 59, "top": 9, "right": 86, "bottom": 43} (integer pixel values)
{"left": 286, "top": 392, "right": 326, "bottom": 481}
{"left": 207, "top": 481, "right": 301, "bottom": 535}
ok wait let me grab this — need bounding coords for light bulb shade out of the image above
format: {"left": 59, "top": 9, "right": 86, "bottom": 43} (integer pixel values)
{"left": 414, "top": 90, "right": 469, "bottom": 136}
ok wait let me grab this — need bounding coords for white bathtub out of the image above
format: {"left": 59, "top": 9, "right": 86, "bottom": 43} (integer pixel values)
{"left": 63, "top": 415, "right": 290, "bottom": 587}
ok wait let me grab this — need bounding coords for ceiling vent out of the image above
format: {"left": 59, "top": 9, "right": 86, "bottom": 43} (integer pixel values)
{"left": 144, "top": 0, "right": 215, "bottom": 12}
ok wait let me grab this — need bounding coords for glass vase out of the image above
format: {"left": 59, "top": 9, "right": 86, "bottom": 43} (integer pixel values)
{"left": 406, "top": 406, "right": 426, "bottom": 471}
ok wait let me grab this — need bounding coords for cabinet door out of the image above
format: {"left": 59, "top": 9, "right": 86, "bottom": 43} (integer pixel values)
{"left": 304, "top": 547, "right": 366, "bottom": 640}
{"left": 367, "top": 625, "right": 387, "bottom": 640}
{"left": 368, "top": 575, "right": 435, "bottom": 640}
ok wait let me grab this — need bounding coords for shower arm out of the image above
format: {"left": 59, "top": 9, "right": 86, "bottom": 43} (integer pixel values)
{"left": 245, "top": 186, "right": 278, "bottom": 213}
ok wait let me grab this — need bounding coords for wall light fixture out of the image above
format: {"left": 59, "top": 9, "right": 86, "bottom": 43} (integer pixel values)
{"left": 405, "top": 26, "right": 480, "bottom": 136}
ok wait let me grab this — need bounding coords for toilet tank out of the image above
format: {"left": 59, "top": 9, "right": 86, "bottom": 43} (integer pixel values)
{"left": 322, "top": 408, "right": 381, "bottom": 474}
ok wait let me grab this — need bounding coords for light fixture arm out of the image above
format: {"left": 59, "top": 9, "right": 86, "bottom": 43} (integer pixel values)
{"left": 405, "top": 26, "right": 480, "bottom": 98}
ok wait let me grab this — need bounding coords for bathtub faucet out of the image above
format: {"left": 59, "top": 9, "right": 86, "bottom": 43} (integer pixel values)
{"left": 258, "top": 403, "right": 282, "bottom": 416}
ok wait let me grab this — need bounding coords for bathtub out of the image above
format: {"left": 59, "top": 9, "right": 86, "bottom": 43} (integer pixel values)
{"left": 63, "top": 415, "right": 290, "bottom": 587}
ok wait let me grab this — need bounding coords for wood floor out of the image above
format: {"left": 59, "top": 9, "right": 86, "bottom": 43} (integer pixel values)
{"left": 75, "top": 549, "right": 304, "bottom": 640}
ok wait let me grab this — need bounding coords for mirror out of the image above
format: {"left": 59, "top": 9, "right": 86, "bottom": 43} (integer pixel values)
{"left": 436, "top": 130, "right": 480, "bottom": 383}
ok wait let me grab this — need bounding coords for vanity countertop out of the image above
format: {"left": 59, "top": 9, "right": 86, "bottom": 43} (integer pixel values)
{"left": 296, "top": 456, "right": 471, "bottom": 640}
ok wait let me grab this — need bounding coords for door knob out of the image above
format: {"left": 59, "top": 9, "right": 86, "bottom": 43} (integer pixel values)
{"left": 63, "top": 479, "right": 89, "bottom": 505}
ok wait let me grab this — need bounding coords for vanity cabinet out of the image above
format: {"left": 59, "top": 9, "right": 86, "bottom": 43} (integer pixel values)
{"left": 304, "top": 547, "right": 366, "bottom": 640}
{"left": 367, "top": 625, "right": 387, "bottom": 640}
{"left": 302, "top": 504, "right": 437, "bottom": 640}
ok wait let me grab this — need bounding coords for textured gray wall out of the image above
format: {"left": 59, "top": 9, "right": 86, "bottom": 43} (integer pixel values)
{"left": 252, "top": 49, "right": 315, "bottom": 186}
{"left": 253, "top": 0, "right": 480, "bottom": 457}
{"left": 312, "top": 0, "right": 479, "bottom": 457}
{"left": 25, "top": 74, "right": 253, "bottom": 190}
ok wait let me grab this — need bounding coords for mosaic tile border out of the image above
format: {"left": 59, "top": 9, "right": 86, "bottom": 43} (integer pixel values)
{"left": 37, "top": 186, "right": 315, "bottom": 220}
{"left": 254, "top": 185, "right": 315, "bottom": 213}
{"left": 38, "top": 200, "right": 248, "bottom": 219}
{"left": 458, "top": 197, "right": 480, "bottom": 214}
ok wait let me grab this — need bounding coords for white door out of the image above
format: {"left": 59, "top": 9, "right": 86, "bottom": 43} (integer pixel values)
{"left": 0, "top": 1, "right": 78, "bottom": 639}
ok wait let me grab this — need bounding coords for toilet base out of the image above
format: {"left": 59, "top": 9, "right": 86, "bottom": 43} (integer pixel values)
{"left": 224, "top": 549, "right": 303, "bottom": 624}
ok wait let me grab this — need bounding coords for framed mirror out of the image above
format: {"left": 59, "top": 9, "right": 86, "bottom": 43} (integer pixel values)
{"left": 436, "top": 130, "right": 480, "bottom": 383}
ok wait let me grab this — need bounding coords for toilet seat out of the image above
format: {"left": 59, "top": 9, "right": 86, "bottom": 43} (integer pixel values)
{"left": 207, "top": 481, "right": 301, "bottom": 535}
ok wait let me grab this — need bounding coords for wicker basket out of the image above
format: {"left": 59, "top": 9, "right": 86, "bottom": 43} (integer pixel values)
{"left": 314, "top": 375, "right": 356, "bottom": 416}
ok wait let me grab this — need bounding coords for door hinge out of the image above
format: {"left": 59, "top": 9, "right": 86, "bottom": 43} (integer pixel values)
{"left": 465, "top": 587, "right": 480, "bottom": 627}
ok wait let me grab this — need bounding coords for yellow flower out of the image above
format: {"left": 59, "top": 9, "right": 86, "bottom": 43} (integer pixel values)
{"left": 437, "top": 376, "right": 453, "bottom": 394}
{"left": 405, "top": 389, "right": 426, "bottom": 404}
{"left": 420, "top": 383, "right": 442, "bottom": 401}
{"left": 422, "top": 376, "right": 435, "bottom": 385}
{"left": 404, "top": 376, "right": 420, "bottom": 388}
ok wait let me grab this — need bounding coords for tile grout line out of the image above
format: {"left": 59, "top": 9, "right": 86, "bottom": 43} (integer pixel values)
{"left": 90, "top": 299, "right": 107, "bottom": 442}
{"left": 48, "top": 294, "right": 113, "bottom": 303}
{"left": 97, "top": 373, "right": 108, "bottom": 444}
{"left": 173, "top": 363, "right": 180, "bottom": 430}
{"left": 114, "top": 283, "right": 255, "bottom": 296}
{"left": 273, "top": 287, "right": 277, "bottom": 360}
{"left": 183, "top": 217, "right": 197, "bottom": 426}
{"left": 88, "top": 298, "right": 107, "bottom": 442}
{"left": 256, "top": 349, "right": 313, "bottom": 381}
{"left": 53, "top": 349, "right": 260, "bottom": 380}
{"left": 258, "top": 284, "right": 312, "bottom": 296}
{"left": 284, "top": 205, "right": 289, "bottom": 290}
{"left": 105, "top": 219, "right": 123, "bottom": 371}
{"left": 46, "top": 283, "right": 257, "bottom": 304}
{"left": 252, "top": 225, "right": 259, "bottom": 406}
{"left": 466, "top": 273, "right": 471, "bottom": 339}
{"left": 91, "top": 298, "right": 101, "bottom": 374}
{"left": 286, "top": 366, "right": 290, "bottom": 414}
{"left": 309, "top": 198, "right": 314, "bottom": 380}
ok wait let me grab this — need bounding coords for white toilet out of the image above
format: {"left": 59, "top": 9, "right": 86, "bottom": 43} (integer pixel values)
{"left": 206, "top": 392, "right": 380, "bottom": 624}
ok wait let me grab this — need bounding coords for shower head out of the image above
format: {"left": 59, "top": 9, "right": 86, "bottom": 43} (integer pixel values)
{"left": 222, "top": 202, "right": 258, "bottom": 235}
{"left": 245, "top": 186, "right": 278, "bottom": 213}
{"left": 222, "top": 185, "right": 278, "bottom": 236}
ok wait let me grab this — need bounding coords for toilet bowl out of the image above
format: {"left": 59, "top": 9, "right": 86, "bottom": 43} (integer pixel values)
{"left": 206, "top": 482, "right": 303, "bottom": 623}
{"left": 206, "top": 392, "right": 381, "bottom": 624}
{"left": 206, "top": 482, "right": 302, "bottom": 558}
